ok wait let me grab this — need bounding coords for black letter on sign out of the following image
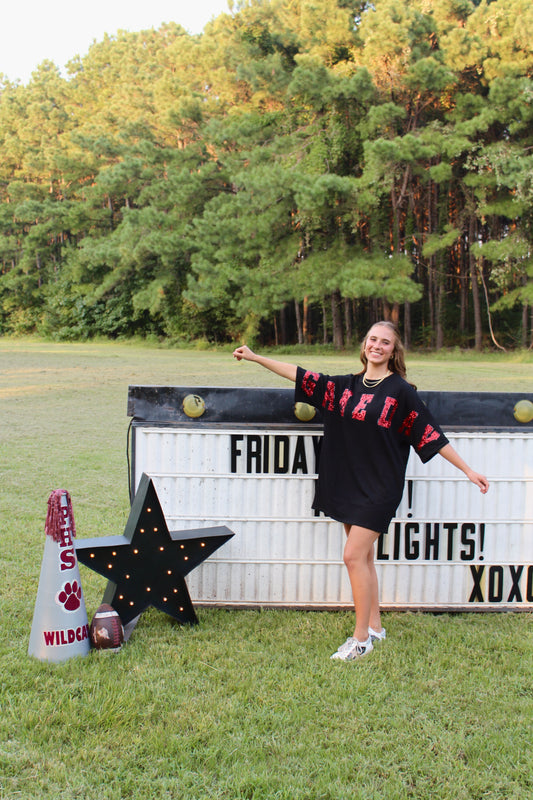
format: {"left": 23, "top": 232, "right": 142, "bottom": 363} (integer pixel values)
{"left": 488, "top": 566, "right": 504, "bottom": 602}
{"left": 424, "top": 523, "right": 439, "bottom": 561}
{"left": 460, "top": 523, "right": 476, "bottom": 561}
{"left": 377, "top": 532, "right": 389, "bottom": 561}
{"left": 393, "top": 522, "right": 401, "bottom": 561}
{"left": 508, "top": 565, "right": 523, "bottom": 602}
{"left": 230, "top": 435, "right": 244, "bottom": 473}
{"left": 469, "top": 565, "right": 484, "bottom": 602}
{"left": 444, "top": 522, "right": 458, "bottom": 561}
{"left": 274, "top": 436, "right": 290, "bottom": 474}
{"left": 405, "top": 522, "right": 419, "bottom": 560}
{"left": 263, "top": 436, "right": 270, "bottom": 473}
{"left": 292, "top": 436, "right": 308, "bottom": 474}
{"left": 247, "top": 435, "right": 262, "bottom": 474}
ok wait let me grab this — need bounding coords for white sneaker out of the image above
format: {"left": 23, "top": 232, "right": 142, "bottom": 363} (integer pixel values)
{"left": 369, "top": 627, "right": 386, "bottom": 642}
{"left": 332, "top": 636, "right": 373, "bottom": 661}
{"left": 330, "top": 637, "right": 354, "bottom": 660}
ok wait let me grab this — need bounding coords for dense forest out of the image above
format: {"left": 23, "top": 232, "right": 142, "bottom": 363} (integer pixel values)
{"left": 0, "top": 0, "right": 532, "bottom": 349}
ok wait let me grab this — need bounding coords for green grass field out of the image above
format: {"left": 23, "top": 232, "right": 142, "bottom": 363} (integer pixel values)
{"left": 1, "top": 339, "right": 532, "bottom": 800}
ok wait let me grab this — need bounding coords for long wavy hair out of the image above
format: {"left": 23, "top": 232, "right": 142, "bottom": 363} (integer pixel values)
{"left": 359, "top": 320, "right": 413, "bottom": 385}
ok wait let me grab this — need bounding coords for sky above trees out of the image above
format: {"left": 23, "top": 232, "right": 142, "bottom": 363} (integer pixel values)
{"left": 0, "top": 0, "right": 229, "bottom": 83}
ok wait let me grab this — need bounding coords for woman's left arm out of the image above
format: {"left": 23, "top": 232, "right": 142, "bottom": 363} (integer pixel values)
{"left": 438, "top": 443, "right": 490, "bottom": 493}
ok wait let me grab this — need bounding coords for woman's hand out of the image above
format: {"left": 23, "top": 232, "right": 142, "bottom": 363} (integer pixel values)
{"left": 232, "top": 345, "right": 256, "bottom": 362}
{"left": 465, "top": 469, "right": 490, "bottom": 494}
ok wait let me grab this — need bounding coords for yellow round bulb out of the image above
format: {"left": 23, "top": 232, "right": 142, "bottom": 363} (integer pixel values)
{"left": 183, "top": 394, "right": 206, "bottom": 418}
{"left": 513, "top": 399, "right": 533, "bottom": 424}
{"left": 294, "top": 402, "right": 316, "bottom": 422}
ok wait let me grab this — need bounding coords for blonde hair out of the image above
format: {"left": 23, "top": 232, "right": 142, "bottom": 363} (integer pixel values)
{"left": 359, "top": 321, "right": 412, "bottom": 383}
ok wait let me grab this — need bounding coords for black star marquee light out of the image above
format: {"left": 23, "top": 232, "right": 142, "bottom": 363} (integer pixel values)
{"left": 75, "top": 473, "right": 234, "bottom": 626}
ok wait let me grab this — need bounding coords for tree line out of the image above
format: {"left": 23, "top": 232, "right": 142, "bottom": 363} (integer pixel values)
{"left": 0, "top": 0, "right": 532, "bottom": 349}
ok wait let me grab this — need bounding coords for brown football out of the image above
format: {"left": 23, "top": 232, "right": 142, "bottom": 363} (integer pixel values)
{"left": 89, "top": 604, "right": 124, "bottom": 652}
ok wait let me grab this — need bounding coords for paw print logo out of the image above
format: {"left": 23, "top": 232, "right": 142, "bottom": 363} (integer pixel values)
{"left": 57, "top": 581, "right": 82, "bottom": 612}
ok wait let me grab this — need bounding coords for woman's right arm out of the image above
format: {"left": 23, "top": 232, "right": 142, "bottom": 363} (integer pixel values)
{"left": 232, "top": 345, "right": 298, "bottom": 383}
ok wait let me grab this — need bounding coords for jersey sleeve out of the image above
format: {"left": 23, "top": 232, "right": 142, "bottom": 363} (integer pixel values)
{"left": 295, "top": 366, "right": 331, "bottom": 409}
{"left": 399, "top": 386, "right": 449, "bottom": 463}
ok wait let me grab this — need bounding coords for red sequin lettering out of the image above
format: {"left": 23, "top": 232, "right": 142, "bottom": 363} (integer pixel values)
{"left": 339, "top": 389, "right": 353, "bottom": 417}
{"left": 378, "top": 397, "right": 398, "bottom": 429}
{"left": 323, "top": 381, "right": 335, "bottom": 411}
{"left": 301, "top": 371, "right": 320, "bottom": 398}
{"left": 399, "top": 410, "right": 418, "bottom": 436}
{"left": 352, "top": 394, "right": 374, "bottom": 421}
{"left": 416, "top": 425, "right": 441, "bottom": 451}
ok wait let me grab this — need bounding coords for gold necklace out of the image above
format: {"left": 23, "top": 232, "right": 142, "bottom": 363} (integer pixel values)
{"left": 362, "top": 370, "right": 391, "bottom": 388}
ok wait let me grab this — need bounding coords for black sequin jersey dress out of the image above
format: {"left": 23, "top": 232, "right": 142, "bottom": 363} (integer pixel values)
{"left": 295, "top": 367, "right": 449, "bottom": 532}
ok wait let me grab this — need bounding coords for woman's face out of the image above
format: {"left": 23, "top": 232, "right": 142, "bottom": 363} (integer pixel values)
{"left": 364, "top": 324, "right": 396, "bottom": 369}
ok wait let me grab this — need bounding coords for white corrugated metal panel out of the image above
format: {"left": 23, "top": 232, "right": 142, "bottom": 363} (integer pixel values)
{"left": 132, "top": 427, "right": 533, "bottom": 611}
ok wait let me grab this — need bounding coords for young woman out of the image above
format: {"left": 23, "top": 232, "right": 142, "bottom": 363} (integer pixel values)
{"left": 233, "top": 321, "right": 489, "bottom": 662}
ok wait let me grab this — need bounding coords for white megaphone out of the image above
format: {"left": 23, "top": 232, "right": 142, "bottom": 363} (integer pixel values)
{"left": 28, "top": 490, "right": 90, "bottom": 663}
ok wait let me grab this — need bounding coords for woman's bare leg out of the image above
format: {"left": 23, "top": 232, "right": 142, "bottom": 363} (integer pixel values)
{"left": 343, "top": 524, "right": 381, "bottom": 642}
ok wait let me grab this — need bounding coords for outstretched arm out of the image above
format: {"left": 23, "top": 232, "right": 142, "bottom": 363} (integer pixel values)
{"left": 232, "top": 345, "right": 297, "bottom": 383}
{"left": 438, "top": 443, "right": 489, "bottom": 493}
